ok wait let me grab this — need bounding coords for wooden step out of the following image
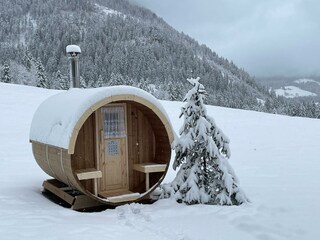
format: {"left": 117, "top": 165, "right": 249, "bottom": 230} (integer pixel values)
{"left": 99, "top": 189, "right": 140, "bottom": 203}
{"left": 99, "top": 189, "right": 134, "bottom": 198}
{"left": 43, "top": 179, "right": 75, "bottom": 205}
{"left": 42, "top": 179, "right": 104, "bottom": 211}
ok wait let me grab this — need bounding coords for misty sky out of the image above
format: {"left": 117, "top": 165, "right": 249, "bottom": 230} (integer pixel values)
{"left": 129, "top": 0, "right": 319, "bottom": 77}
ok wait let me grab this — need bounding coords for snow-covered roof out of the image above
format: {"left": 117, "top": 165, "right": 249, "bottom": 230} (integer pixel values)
{"left": 30, "top": 86, "right": 173, "bottom": 153}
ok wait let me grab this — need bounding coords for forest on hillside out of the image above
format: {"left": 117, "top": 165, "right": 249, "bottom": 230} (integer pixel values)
{"left": 1, "top": 0, "right": 320, "bottom": 118}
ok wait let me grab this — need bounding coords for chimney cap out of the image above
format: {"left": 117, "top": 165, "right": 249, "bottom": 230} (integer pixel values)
{"left": 66, "top": 45, "right": 81, "bottom": 54}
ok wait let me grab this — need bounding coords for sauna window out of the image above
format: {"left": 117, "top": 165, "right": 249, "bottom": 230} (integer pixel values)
{"left": 108, "top": 140, "right": 119, "bottom": 156}
{"left": 102, "top": 106, "right": 126, "bottom": 138}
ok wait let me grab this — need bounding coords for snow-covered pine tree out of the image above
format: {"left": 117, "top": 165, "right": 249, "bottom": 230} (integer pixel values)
{"left": 138, "top": 78, "right": 152, "bottom": 93}
{"left": 167, "top": 81, "right": 184, "bottom": 101}
{"left": 1, "top": 63, "right": 12, "bottom": 83}
{"left": 22, "top": 50, "right": 33, "bottom": 71}
{"left": 126, "top": 78, "right": 134, "bottom": 87}
{"left": 167, "top": 81, "right": 176, "bottom": 100}
{"left": 160, "top": 77, "right": 248, "bottom": 205}
{"left": 35, "top": 58, "right": 49, "bottom": 89}
{"left": 86, "top": 78, "right": 95, "bottom": 88}
{"left": 108, "top": 72, "right": 125, "bottom": 86}
{"left": 56, "top": 70, "right": 69, "bottom": 90}
{"left": 80, "top": 76, "right": 87, "bottom": 88}
{"left": 96, "top": 75, "right": 104, "bottom": 87}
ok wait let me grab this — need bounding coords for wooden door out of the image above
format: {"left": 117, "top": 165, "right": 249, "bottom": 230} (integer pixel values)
{"left": 99, "top": 104, "right": 128, "bottom": 192}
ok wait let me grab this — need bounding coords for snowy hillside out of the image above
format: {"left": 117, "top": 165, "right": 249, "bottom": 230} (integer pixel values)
{"left": 274, "top": 86, "right": 317, "bottom": 98}
{"left": 1, "top": 83, "right": 320, "bottom": 240}
{"left": 294, "top": 78, "right": 320, "bottom": 85}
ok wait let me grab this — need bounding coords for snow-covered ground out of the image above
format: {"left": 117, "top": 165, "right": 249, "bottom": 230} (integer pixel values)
{"left": 294, "top": 78, "right": 320, "bottom": 85}
{"left": 274, "top": 85, "right": 317, "bottom": 98}
{"left": 1, "top": 83, "right": 320, "bottom": 240}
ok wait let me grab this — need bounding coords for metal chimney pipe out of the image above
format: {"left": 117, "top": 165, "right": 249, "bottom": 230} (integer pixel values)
{"left": 66, "top": 45, "right": 81, "bottom": 88}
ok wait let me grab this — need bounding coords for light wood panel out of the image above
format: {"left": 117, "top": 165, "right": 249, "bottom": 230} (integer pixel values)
{"left": 100, "top": 138, "right": 128, "bottom": 191}
{"left": 75, "top": 168, "right": 102, "bottom": 180}
{"left": 133, "top": 163, "right": 167, "bottom": 173}
{"left": 32, "top": 143, "right": 53, "bottom": 177}
{"left": 98, "top": 104, "right": 128, "bottom": 192}
{"left": 126, "top": 102, "right": 156, "bottom": 192}
{"left": 71, "top": 113, "right": 96, "bottom": 193}
{"left": 99, "top": 189, "right": 133, "bottom": 198}
{"left": 123, "top": 101, "right": 172, "bottom": 193}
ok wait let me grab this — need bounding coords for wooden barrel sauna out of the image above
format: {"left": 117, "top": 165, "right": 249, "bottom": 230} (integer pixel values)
{"left": 30, "top": 86, "right": 174, "bottom": 207}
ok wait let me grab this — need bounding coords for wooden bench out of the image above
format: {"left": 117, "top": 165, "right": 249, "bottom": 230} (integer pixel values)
{"left": 75, "top": 168, "right": 102, "bottom": 180}
{"left": 133, "top": 163, "right": 167, "bottom": 190}
{"left": 75, "top": 168, "right": 102, "bottom": 195}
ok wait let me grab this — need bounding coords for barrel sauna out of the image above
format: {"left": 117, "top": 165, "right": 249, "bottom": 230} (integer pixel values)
{"left": 30, "top": 86, "right": 174, "bottom": 208}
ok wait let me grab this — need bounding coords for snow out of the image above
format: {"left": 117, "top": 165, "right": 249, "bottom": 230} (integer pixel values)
{"left": 94, "top": 3, "right": 123, "bottom": 17}
{"left": 294, "top": 78, "right": 320, "bottom": 85}
{"left": 66, "top": 45, "right": 81, "bottom": 53}
{"left": 274, "top": 86, "right": 317, "bottom": 98}
{"left": 256, "top": 98, "right": 265, "bottom": 105}
{"left": 30, "top": 86, "right": 171, "bottom": 150}
{"left": 1, "top": 82, "right": 320, "bottom": 239}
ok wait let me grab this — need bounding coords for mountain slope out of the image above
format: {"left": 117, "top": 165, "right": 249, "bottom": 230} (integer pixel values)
{"left": 0, "top": 0, "right": 269, "bottom": 107}
{"left": 257, "top": 76, "right": 320, "bottom": 101}
{"left": 1, "top": 0, "right": 320, "bottom": 118}
{"left": 275, "top": 86, "right": 317, "bottom": 98}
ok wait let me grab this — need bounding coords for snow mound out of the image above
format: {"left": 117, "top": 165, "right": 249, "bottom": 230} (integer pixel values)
{"left": 274, "top": 86, "right": 317, "bottom": 98}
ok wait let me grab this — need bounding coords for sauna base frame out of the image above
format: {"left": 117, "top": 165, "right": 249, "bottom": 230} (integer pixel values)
{"left": 42, "top": 179, "right": 106, "bottom": 211}
{"left": 42, "top": 179, "right": 157, "bottom": 211}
